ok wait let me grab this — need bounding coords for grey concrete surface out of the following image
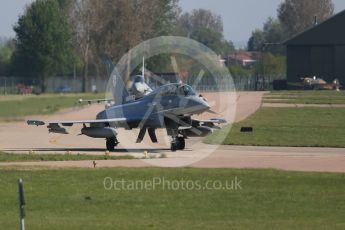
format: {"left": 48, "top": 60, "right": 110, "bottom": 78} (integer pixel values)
{"left": 2, "top": 91, "right": 344, "bottom": 172}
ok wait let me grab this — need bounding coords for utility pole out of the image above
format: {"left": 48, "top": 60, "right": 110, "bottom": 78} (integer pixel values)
{"left": 4, "top": 77, "right": 7, "bottom": 95}
{"left": 18, "top": 178, "right": 25, "bottom": 230}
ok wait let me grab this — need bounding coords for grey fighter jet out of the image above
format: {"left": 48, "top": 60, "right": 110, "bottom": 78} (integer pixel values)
{"left": 27, "top": 59, "right": 226, "bottom": 151}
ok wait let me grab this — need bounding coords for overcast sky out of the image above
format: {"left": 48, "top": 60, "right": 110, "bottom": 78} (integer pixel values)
{"left": 1, "top": 0, "right": 345, "bottom": 47}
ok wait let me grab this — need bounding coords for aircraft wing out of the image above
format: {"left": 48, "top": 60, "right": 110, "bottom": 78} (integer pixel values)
{"left": 27, "top": 118, "right": 127, "bottom": 126}
{"left": 78, "top": 98, "right": 114, "bottom": 105}
{"left": 27, "top": 118, "right": 128, "bottom": 134}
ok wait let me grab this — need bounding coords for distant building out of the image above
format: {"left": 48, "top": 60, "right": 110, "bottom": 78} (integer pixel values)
{"left": 218, "top": 55, "right": 226, "bottom": 67}
{"left": 225, "top": 51, "right": 261, "bottom": 68}
{"left": 284, "top": 10, "right": 345, "bottom": 83}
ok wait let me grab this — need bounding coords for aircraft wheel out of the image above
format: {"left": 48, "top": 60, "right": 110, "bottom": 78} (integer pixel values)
{"left": 170, "top": 142, "right": 178, "bottom": 152}
{"left": 106, "top": 137, "right": 116, "bottom": 151}
{"left": 177, "top": 137, "right": 185, "bottom": 150}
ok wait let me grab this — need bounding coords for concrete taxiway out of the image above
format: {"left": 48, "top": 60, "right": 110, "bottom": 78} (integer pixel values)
{"left": 1, "top": 91, "right": 344, "bottom": 172}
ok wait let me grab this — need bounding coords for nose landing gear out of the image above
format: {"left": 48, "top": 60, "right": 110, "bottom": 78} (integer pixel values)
{"left": 170, "top": 136, "right": 185, "bottom": 151}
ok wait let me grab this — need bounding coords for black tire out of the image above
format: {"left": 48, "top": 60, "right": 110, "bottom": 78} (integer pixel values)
{"left": 170, "top": 142, "right": 178, "bottom": 152}
{"left": 106, "top": 138, "right": 116, "bottom": 151}
{"left": 177, "top": 137, "right": 185, "bottom": 150}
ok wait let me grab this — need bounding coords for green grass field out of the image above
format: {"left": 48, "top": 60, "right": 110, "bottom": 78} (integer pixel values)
{"left": 0, "top": 93, "right": 103, "bottom": 121}
{"left": 0, "top": 151, "right": 134, "bottom": 162}
{"left": 205, "top": 107, "right": 345, "bottom": 147}
{"left": 1, "top": 167, "right": 344, "bottom": 229}
{"left": 263, "top": 90, "right": 345, "bottom": 104}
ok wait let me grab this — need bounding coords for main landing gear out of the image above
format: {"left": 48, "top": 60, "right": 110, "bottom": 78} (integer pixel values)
{"left": 170, "top": 136, "right": 185, "bottom": 152}
{"left": 106, "top": 137, "right": 119, "bottom": 151}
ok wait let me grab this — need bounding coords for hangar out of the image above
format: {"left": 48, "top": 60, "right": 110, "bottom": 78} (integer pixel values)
{"left": 285, "top": 10, "right": 345, "bottom": 84}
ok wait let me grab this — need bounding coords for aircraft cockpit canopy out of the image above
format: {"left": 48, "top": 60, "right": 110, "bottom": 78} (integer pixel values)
{"left": 152, "top": 84, "right": 196, "bottom": 97}
{"left": 178, "top": 84, "right": 196, "bottom": 96}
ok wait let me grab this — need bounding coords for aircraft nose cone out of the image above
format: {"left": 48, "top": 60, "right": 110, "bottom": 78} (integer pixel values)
{"left": 190, "top": 97, "right": 211, "bottom": 114}
{"left": 199, "top": 99, "right": 210, "bottom": 110}
{"left": 203, "top": 99, "right": 211, "bottom": 110}
{"left": 203, "top": 101, "right": 211, "bottom": 112}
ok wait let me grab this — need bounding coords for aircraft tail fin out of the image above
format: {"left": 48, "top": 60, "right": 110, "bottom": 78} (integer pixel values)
{"left": 142, "top": 56, "right": 145, "bottom": 79}
{"left": 102, "top": 54, "right": 130, "bottom": 105}
{"left": 102, "top": 54, "right": 114, "bottom": 76}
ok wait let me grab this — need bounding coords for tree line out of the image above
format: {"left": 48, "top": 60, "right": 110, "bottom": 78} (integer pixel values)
{"left": 244, "top": 0, "right": 334, "bottom": 77}
{"left": 0, "top": 0, "right": 336, "bottom": 91}
{"left": 0, "top": 0, "right": 235, "bottom": 92}
{"left": 248, "top": 0, "right": 334, "bottom": 54}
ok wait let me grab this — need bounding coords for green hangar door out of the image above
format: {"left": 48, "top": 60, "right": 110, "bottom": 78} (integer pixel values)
{"left": 310, "top": 46, "right": 333, "bottom": 81}
{"left": 285, "top": 10, "right": 345, "bottom": 84}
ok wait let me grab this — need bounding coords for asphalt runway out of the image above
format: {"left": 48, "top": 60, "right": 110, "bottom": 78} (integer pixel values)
{"left": 1, "top": 91, "right": 344, "bottom": 172}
